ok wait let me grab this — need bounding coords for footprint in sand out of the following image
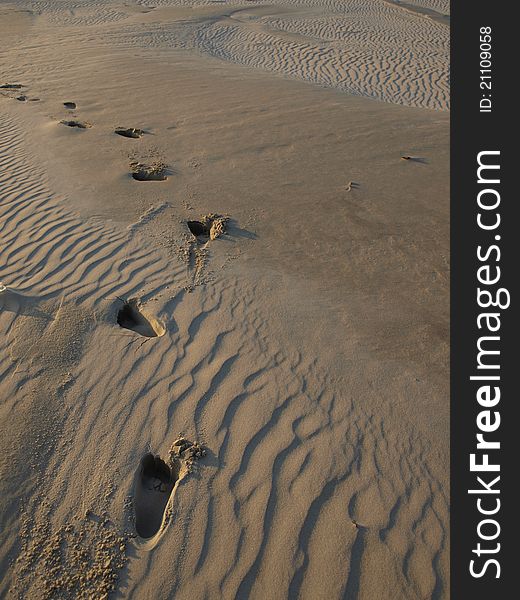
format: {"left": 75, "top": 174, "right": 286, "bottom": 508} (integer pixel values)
{"left": 187, "top": 220, "right": 209, "bottom": 238}
{"left": 187, "top": 214, "right": 228, "bottom": 241}
{"left": 63, "top": 101, "right": 77, "bottom": 109}
{"left": 115, "top": 127, "right": 144, "bottom": 139}
{"left": 116, "top": 297, "right": 165, "bottom": 337}
{"left": 60, "top": 119, "right": 92, "bottom": 129}
{"left": 133, "top": 439, "right": 205, "bottom": 540}
{"left": 0, "top": 83, "right": 24, "bottom": 89}
{"left": 130, "top": 161, "right": 167, "bottom": 181}
{"left": 134, "top": 454, "right": 175, "bottom": 539}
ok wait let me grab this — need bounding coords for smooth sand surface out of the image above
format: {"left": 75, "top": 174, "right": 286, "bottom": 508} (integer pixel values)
{"left": 1, "top": 1, "right": 449, "bottom": 598}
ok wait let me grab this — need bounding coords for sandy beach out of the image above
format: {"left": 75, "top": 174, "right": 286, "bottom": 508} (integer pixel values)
{"left": 1, "top": 0, "right": 449, "bottom": 598}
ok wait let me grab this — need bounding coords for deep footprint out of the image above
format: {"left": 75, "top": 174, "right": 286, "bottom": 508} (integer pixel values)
{"left": 60, "top": 120, "right": 91, "bottom": 129}
{"left": 134, "top": 454, "right": 176, "bottom": 539}
{"left": 187, "top": 214, "right": 228, "bottom": 240}
{"left": 116, "top": 298, "right": 165, "bottom": 337}
{"left": 115, "top": 127, "right": 144, "bottom": 139}
{"left": 133, "top": 440, "right": 205, "bottom": 540}
{"left": 187, "top": 220, "right": 209, "bottom": 238}
{"left": 63, "top": 101, "right": 77, "bottom": 109}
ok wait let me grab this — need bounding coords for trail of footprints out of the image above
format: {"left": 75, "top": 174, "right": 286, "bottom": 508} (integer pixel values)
{"left": 0, "top": 83, "right": 233, "bottom": 546}
{"left": 55, "top": 95, "right": 163, "bottom": 178}
{"left": 3, "top": 80, "right": 236, "bottom": 294}
{"left": 1, "top": 76, "right": 250, "bottom": 557}
{"left": 1, "top": 75, "right": 441, "bottom": 597}
{"left": 2, "top": 82, "right": 168, "bottom": 181}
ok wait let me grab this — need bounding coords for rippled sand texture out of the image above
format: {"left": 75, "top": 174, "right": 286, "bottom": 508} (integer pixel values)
{"left": 8, "top": 0, "right": 449, "bottom": 109}
{"left": 1, "top": 1, "right": 449, "bottom": 599}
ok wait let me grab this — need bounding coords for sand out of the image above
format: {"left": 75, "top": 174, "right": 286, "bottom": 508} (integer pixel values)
{"left": 0, "top": 0, "right": 449, "bottom": 598}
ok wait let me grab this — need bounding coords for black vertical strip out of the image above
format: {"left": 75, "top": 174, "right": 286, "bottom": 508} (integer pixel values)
{"left": 451, "top": 2, "right": 515, "bottom": 597}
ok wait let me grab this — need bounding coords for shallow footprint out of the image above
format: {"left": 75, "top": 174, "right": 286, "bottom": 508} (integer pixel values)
{"left": 115, "top": 127, "right": 144, "bottom": 139}
{"left": 116, "top": 297, "right": 165, "bottom": 337}
{"left": 60, "top": 119, "right": 91, "bottom": 129}
{"left": 130, "top": 161, "right": 167, "bottom": 181}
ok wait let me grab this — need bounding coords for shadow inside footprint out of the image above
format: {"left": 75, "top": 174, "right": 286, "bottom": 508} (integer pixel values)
{"left": 115, "top": 127, "right": 144, "bottom": 139}
{"left": 134, "top": 454, "right": 176, "bottom": 539}
{"left": 60, "top": 120, "right": 91, "bottom": 129}
{"left": 63, "top": 101, "right": 77, "bottom": 109}
{"left": 187, "top": 220, "right": 210, "bottom": 238}
{"left": 116, "top": 298, "right": 165, "bottom": 337}
{"left": 133, "top": 440, "right": 205, "bottom": 541}
{"left": 187, "top": 214, "right": 228, "bottom": 241}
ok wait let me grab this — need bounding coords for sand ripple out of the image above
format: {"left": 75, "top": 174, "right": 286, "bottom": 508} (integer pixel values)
{"left": 9, "top": 0, "right": 449, "bottom": 110}
{"left": 1, "top": 1, "right": 449, "bottom": 597}
{"left": 0, "top": 110, "right": 448, "bottom": 598}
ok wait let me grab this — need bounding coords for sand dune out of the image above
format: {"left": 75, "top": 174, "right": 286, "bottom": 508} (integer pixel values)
{"left": 2, "top": 0, "right": 449, "bottom": 109}
{"left": 1, "top": 0, "right": 449, "bottom": 598}
{"left": 117, "top": 0, "right": 449, "bottom": 109}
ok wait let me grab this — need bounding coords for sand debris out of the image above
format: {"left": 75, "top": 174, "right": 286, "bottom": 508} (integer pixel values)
{"left": 12, "top": 512, "right": 128, "bottom": 600}
{"left": 345, "top": 181, "right": 360, "bottom": 192}
{"left": 170, "top": 437, "right": 206, "bottom": 471}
